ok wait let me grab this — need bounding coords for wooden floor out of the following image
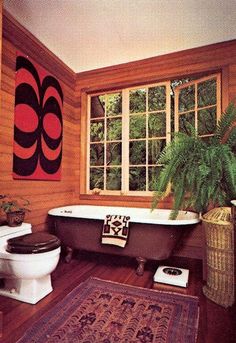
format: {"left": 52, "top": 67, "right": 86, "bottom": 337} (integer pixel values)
{"left": 0, "top": 252, "right": 235, "bottom": 343}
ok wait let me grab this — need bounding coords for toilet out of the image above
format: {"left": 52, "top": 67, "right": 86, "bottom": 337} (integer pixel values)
{"left": 0, "top": 223, "right": 61, "bottom": 304}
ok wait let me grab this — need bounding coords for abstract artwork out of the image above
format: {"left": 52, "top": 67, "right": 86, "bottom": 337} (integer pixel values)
{"left": 13, "top": 53, "right": 63, "bottom": 180}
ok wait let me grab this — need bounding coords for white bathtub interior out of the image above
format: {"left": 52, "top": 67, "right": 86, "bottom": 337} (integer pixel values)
{"left": 48, "top": 205, "right": 200, "bottom": 225}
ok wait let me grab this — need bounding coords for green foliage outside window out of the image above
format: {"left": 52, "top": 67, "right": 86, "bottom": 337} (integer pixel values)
{"left": 148, "top": 86, "right": 166, "bottom": 111}
{"left": 89, "top": 75, "right": 221, "bottom": 194}
{"left": 129, "top": 89, "right": 146, "bottom": 113}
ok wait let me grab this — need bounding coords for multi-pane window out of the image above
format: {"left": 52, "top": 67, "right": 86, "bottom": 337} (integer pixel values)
{"left": 89, "top": 92, "right": 122, "bottom": 191}
{"left": 128, "top": 84, "right": 170, "bottom": 192}
{"left": 87, "top": 74, "right": 221, "bottom": 195}
{"left": 88, "top": 82, "right": 170, "bottom": 194}
{"left": 174, "top": 74, "right": 221, "bottom": 141}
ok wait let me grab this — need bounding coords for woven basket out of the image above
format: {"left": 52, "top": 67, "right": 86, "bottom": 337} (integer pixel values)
{"left": 202, "top": 207, "right": 234, "bottom": 307}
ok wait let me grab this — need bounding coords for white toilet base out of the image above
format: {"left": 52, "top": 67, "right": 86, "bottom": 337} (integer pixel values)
{"left": 0, "top": 275, "right": 53, "bottom": 304}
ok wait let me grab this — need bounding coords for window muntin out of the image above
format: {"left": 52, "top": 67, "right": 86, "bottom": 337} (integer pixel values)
{"left": 174, "top": 74, "right": 221, "bottom": 139}
{"left": 87, "top": 74, "right": 221, "bottom": 195}
{"left": 128, "top": 84, "right": 170, "bottom": 193}
{"left": 88, "top": 82, "right": 170, "bottom": 194}
{"left": 89, "top": 92, "right": 122, "bottom": 192}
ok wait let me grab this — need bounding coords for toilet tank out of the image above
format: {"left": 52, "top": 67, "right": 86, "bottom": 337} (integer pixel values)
{"left": 0, "top": 223, "right": 32, "bottom": 247}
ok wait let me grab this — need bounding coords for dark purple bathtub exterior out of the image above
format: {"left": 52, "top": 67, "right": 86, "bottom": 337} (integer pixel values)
{"left": 49, "top": 205, "right": 200, "bottom": 275}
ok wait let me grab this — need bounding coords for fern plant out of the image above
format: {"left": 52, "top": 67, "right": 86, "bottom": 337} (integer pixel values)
{"left": 152, "top": 103, "right": 236, "bottom": 218}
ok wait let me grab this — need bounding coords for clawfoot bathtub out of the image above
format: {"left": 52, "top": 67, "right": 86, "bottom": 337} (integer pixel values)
{"left": 48, "top": 205, "right": 200, "bottom": 275}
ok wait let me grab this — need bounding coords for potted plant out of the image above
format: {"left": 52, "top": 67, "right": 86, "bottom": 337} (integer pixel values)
{"left": 152, "top": 103, "right": 236, "bottom": 218}
{"left": 0, "top": 195, "right": 30, "bottom": 227}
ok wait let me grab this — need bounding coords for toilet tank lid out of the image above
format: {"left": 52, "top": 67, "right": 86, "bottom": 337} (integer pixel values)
{"left": 0, "top": 223, "right": 32, "bottom": 238}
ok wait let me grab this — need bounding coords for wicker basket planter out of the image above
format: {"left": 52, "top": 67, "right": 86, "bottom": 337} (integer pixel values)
{"left": 202, "top": 207, "right": 234, "bottom": 308}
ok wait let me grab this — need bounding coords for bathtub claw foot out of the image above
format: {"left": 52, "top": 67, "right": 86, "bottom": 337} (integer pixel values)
{"left": 65, "top": 247, "right": 73, "bottom": 263}
{"left": 136, "top": 257, "right": 147, "bottom": 276}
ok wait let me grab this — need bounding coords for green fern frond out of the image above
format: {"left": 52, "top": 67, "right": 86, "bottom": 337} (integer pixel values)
{"left": 151, "top": 103, "right": 236, "bottom": 218}
{"left": 225, "top": 126, "right": 236, "bottom": 150}
{"left": 215, "top": 102, "right": 236, "bottom": 143}
{"left": 221, "top": 149, "right": 236, "bottom": 199}
{"left": 151, "top": 191, "right": 166, "bottom": 211}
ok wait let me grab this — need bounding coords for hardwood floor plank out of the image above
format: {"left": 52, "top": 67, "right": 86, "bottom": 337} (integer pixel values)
{"left": 0, "top": 253, "right": 235, "bottom": 343}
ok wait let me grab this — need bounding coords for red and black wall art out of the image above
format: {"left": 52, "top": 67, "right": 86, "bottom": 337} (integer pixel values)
{"left": 13, "top": 53, "right": 63, "bottom": 180}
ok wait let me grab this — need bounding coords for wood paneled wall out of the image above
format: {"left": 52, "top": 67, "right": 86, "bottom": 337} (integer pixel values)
{"left": 0, "top": 0, "right": 2, "bottom": 88}
{"left": 1, "top": 9, "right": 236, "bottom": 258}
{"left": 76, "top": 39, "right": 236, "bottom": 259}
{"left": 229, "top": 63, "right": 236, "bottom": 101}
{"left": 77, "top": 39, "right": 236, "bottom": 204}
{"left": 0, "top": 10, "right": 79, "bottom": 231}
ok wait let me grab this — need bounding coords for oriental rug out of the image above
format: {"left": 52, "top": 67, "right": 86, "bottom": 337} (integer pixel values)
{"left": 17, "top": 277, "right": 199, "bottom": 343}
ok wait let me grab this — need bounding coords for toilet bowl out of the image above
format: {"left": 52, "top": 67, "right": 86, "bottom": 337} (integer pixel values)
{"left": 0, "top": 223, "right": 61, "bottom": 304}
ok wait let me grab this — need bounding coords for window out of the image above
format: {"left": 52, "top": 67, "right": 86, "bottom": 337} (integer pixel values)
{"left": 174, "top": 74, "right": 221, "bottom": 141}
{"left": 89, "top": 92, "right": 123, "bottom": 192}
{"left": 128, "top": 84, "right": 171, "bottom": 193}
{"left": 87, "top": 74, "right": 221, "bottom": 195}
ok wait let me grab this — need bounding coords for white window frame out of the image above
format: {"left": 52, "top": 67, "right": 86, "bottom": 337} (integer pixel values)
{"left": 174, "top": 73, "right": 221, "bottom": 136}
{"left": 86, "top": 74, "right": 221, "bottom": 196}
{"left": 87, "top": 81, "right": 171, "bottom": 195}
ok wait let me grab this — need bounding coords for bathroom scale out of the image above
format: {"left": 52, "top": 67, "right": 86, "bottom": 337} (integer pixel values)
{"left": 153, "top": 266, "right": 189, "bottom": 288}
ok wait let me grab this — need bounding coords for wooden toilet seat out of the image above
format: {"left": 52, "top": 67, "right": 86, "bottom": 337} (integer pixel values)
{"left": 6, "top": 232, "right": 60, "bottom": 254}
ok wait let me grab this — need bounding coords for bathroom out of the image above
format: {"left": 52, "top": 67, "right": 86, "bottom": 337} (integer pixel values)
{"left": 0, "top": 1, "right": 236, "bottom": 342}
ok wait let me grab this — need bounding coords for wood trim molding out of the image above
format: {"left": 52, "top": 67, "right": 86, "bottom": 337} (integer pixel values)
{"left": 80, "top": 91, "right": 88, "bottom": 194}
{"left": 221, "top": 65, "right": 229, "bottom": 111}
{"left": 77, "top": 39, "right": 236, "bottom": 82}
{"left": 2, "top": 9, "right": 76, "bottom": 86}
{"left": 77, "top": 43, "right": 235, "bottom": 208}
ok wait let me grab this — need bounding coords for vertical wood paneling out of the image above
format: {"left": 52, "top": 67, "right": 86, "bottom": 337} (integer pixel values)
{"left": 0, "top": 0, "right": 2, "bottom": 89}
{"left": 229, "top": 64, "right": 236, "bottom": 104}
{"left": 1, "top": 8, "right": 236, "bottom": 258}
{"left": 76, "top": 39, "right": 236, "bottom": 259}
{"left": 0, "top": 11, "right": 79, "bottom": 232}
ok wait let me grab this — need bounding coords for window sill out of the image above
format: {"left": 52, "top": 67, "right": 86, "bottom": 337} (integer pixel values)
{"left": 79, "top": 193, "right": 172, "bottom": 206}
{"left": 80, "top": 193, "right": 150, "bottom": 202}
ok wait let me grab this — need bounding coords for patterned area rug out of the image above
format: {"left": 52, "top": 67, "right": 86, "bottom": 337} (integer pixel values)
{"left": 17, "top": 277, "right": 199, "bottom": 343}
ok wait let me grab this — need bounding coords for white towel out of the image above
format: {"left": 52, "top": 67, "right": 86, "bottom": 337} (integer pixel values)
{"left": 101, "top": 215, "right": 130, "bottom": 248}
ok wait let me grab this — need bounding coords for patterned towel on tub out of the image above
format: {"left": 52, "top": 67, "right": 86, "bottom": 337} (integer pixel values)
{"left": 102, "top": 215, "right": 131, "bottom": 248}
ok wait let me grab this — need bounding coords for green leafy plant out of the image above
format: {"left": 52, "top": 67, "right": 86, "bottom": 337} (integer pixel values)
{"left": 152, "top": 103, "right": 236, "bottom": 218}
{"left": 0, "top": 194, "right": 30, "bottom": 214}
